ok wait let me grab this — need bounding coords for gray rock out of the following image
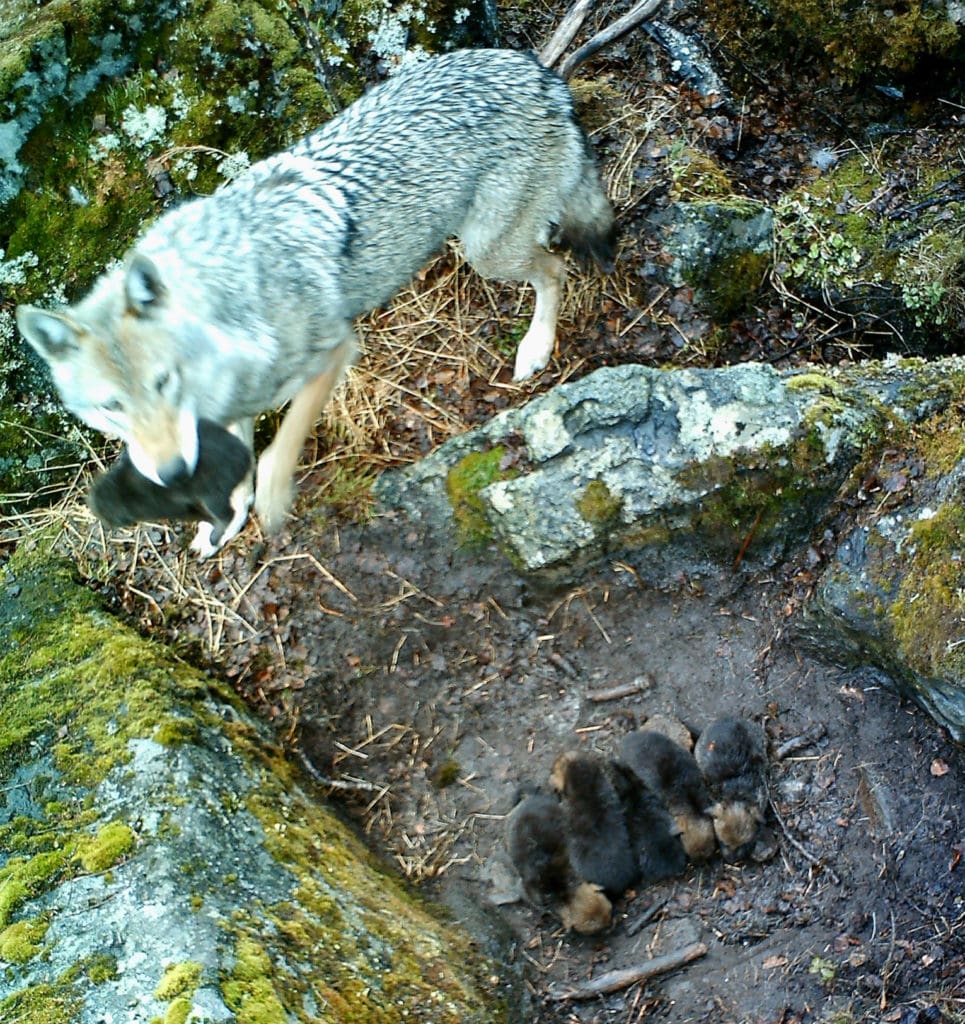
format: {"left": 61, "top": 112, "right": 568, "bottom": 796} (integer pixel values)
{"left": 377, "top": 355, "right": 965, "bottom": 740}
{"left": 377, "top": 361, "right": 880, "bottom": 578}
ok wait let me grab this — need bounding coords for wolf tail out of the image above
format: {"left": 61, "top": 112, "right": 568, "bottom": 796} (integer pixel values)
{"left": 556, "top": 151, "right": 618, "bottom": 273}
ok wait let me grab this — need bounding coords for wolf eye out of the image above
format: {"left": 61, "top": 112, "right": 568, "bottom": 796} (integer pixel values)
{"left": 103, "top": 399, "right": 124, "bottom": 413}
{"left": 154, "top": 371, "right": 171, "bottom": 393}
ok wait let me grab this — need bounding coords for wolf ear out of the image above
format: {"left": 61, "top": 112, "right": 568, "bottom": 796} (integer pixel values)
{"left": 16, "top": 306, "right": 82, "bottom": 361}
{"left": 124, "top": 253, "right": 166, "bottom": 316}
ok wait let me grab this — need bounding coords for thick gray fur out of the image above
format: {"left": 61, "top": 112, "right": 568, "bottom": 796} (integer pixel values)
{"left": 17, "top": 49, "right": 615, "bottom": 554}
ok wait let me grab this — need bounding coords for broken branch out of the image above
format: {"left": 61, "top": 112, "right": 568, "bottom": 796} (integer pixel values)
{"left": 548, "top": 941, "right": 707, "bottom": 1000}
{"left": 558, "top": 0, "right": 667, "bottom": 80}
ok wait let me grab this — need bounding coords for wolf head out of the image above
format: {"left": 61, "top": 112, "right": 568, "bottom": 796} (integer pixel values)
{"left": 17, "top": 254, "right": 200, "bottom": 487}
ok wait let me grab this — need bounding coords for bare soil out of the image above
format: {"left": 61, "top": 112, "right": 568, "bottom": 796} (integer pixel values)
{"left": 15, "top": 11, "right": 965, "bottom": 1023}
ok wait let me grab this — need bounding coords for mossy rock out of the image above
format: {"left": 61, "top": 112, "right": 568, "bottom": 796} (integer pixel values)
{"left": 0, "top": 541, "right": 511, "bottom": 1021}
{"left": 705, "top": 0, "right": 963, "bottom": 87}
{"left": 773, "top": 137, "right": 965, "bottom": 353}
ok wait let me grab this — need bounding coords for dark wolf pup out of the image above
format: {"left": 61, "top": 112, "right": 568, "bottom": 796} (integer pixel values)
{"left": 18, "top": 48, "right": 615, "bottom": 556}
{"left": 88, "top": 419, "right": 252, "bottom": 551}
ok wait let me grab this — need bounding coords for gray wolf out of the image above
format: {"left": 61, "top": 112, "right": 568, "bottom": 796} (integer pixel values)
{"left": 88, "top": 419, "right": 252, "bottom": 552}
{"left": 505, "top": 788, "right": 612, "bottom": 934}
{"left": 17, "top": 48, "right": 615, "bottom": 554}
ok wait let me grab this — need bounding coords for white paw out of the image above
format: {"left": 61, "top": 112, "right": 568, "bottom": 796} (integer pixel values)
{"left": 189, "top": 521, "right": 219, "bottom": 559}
{"left": 512, "top": 328, "right": 554, "bottom": 381}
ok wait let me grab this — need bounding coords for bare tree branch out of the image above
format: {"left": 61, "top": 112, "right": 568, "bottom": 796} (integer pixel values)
{"left": 559, "top": 0, "right": 667, "bottom": 80}
{"left": 539, "top": 0, "right": 597, "bottom": 69}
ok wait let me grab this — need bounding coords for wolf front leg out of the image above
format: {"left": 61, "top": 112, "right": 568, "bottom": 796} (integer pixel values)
{"left": 513, "top": 250, "right": 566, "bottom": 381}
{"left": 255, "top": 335, "right": 357, "bottom": 536}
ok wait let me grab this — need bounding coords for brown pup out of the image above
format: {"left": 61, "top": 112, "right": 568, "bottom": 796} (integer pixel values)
{"left": 505, "top": 790, "right": 612, "bottom": 934}
{"left": 551, "top": 751, "right": 638, "bottom": 897}
{"left": 619, "top": 730, "right": 717, "bottom": 862}
{"left": 88, "top": 419, "right": 251, "bottom": 554}
{"left": 694, "top": 716, "right": 767, "bottom": 860}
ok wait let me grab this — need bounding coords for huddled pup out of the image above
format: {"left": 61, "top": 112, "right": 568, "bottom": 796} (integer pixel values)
{"left": 550, "top": 751, "right": 640, "bottom": 898}
{"left": 619, "top": 730, "right": 717, "bottom": 863}
{"left": 608, "top": 756, "right": 689, "bottom": 882}
{"left": 88, "top": 419, "right": 252, "bottom": 555}
{"left": 694, "top": 716, "right": 768, "bottom": 860}
{"left": 505, "top": 788, "right": 612, "bottom": 934}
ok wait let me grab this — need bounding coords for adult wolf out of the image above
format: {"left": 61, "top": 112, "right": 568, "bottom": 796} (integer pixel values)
{"left": 17, "top": 48, "right": 615, "bottom": 555}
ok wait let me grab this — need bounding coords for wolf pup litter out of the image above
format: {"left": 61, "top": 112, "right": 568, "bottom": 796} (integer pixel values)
{"left": 17, "top": 49, "right": 615, "bottom": 556}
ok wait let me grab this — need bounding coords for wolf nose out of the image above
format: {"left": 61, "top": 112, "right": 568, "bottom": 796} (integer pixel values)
{"left": 157, "top": 456, "right": 191, "bottom": 487}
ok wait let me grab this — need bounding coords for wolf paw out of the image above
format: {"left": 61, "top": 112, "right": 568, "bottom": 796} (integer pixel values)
{"left": 512, "top": 329, "right": 554, "bottom": 381}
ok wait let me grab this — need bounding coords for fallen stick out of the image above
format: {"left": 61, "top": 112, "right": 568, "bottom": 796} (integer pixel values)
{"left": 559, "top": 0, "right": 667, "bottom": 80}
{"left": 774, "top": 722, "right": 827, "bottom": 761}
{"left": 769, "top": 795, "right": 842, "bottom": 885}
{"left": 548, "top": 941, "right": 707, "bottom": 1001}
{"left": 539, "top": 0, "right": 596, "bottom": 69}
{"left": 587, "top": 680, "right": 647, "bottom": 703}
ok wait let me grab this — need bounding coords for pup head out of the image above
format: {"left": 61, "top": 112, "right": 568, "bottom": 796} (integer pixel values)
{"left": 710, "top": 800, "right": 765, "bottom": 859}
{"left": 17, "top": 254, "right": 199, "bottom": 487}
{"left": 676, "top": 811, "right": 717, "bottom": 863}
{"left": 560, "top": 882, "right": 612, "bottom": 935}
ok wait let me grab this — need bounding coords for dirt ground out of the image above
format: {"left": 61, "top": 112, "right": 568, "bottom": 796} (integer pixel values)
{"left": 12, "top": 7, "right": 965, "bottom": 1022}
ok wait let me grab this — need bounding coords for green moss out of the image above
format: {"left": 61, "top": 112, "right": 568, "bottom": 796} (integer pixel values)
{"left": 163, "top": 998, "right": 192, "bottom": 1024}
{"left": 0, "top": 915, "right": 50, "bottom": 963}
{"left": 889, "top": 503, "right": 965, "bottom": 680}
{"left": 86, "top": 953, "right": 119, "bottom": 984}
{"left": 155, "top": 961, "right": 204, "bottom": 1001}
{"left": 707, "top": 0, "right": 962, "bottom": 85}
{"left": 222, "top": 935, "right": 288, "bottom": 1024}
{"left": 445, "top": 447, "right": 517, "bottom": 547}
{"left": 576, "top": 479, "right": 624, "bottom": 529}
{"left": 0, "top": 849, "right": 71, "bottom": 928}
{"left": 0, "top": 955, "right": 112, "bottom": 1023}
{"left": 432, "top": 759, "right": 461, "bottom": 789}
{"left": 76, "top": 821, "right": 135, "bottom": 873}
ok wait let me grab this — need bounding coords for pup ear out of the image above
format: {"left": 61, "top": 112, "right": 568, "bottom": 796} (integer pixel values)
{"left": 124, "top": 253, "right": 166, "bottom": 315}
{"left": 16, "top": 306, "right": 82, "bottom": 361}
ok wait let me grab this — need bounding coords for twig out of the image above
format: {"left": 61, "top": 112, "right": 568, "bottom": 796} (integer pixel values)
{"left": 559, "top": 0, "right": 667, "bottom": 80}
{"left": 774, "top": 722, "right": 827, "bottom": 761}
{"left": 732, "top": 508, "right": 763, "bottom": 572}
{"left": 548, "top": 941, "right": 707, "bottom": 1000}
{"left": 768, "top": 795, "right": 841, "bottom": 885}
{"left": 625, "top": 894, "right": 670, "bottom": 936}
{"left": 539, "top": 0, "right": 596, "bottom": 69}
{"left": 587, "top": 681, "right": 646, "bottom": 703}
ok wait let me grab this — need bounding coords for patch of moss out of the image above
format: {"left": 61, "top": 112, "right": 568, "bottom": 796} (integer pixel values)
{"left": 75, "top": 821, "right": 135, "bottom": 873}
{"left": 221, "top": 935, "right": 288, "bottom": 1024}
{"left": 0, "top": 915, "right": 50, "bottom": 964}
{"left": 445, "top": 447, "right": 517, "bottom": 547}
{"left": 155, "top": 961, "right": 204, "bottom": 1001}
{"left": 0, "top": 955, "right": 111, "bottom": 1023}
{"left": 707, "top": 0, "right": 962, "bottom": 85}
{"left": 889, "top": 503, "right": 965, "bottom": 680}
{"left": 0, "top": 848, "right": 71, "bottom": 928}
{"left": 576, "top": 479, "right": 624, "bottom": 529}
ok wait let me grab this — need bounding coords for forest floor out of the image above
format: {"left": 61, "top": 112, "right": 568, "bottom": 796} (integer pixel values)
{"left": 13, "top": 4, "right": 965, "bottom": 1022}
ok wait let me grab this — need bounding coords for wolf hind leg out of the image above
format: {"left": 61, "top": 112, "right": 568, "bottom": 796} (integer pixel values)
{"left": 255, "top": 334, "right": 357, "bottom": 536}
{"left": 512, "top": 250, "right": 566, "bottom": 381}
